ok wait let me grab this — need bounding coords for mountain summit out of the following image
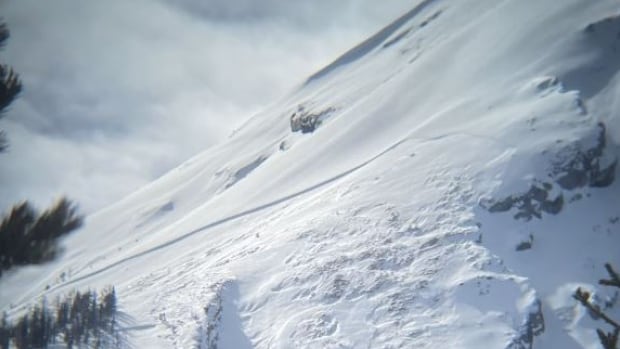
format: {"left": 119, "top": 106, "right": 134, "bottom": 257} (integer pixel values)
{"left": 2, "top": 0, "right": 619, "bottom": 348}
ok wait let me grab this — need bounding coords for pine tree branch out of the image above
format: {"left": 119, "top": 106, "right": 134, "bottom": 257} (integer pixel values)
{"left": 573, "top": 288, "right": 620, "bottom": 330}
{"left": 596, "top": 328, "right": 619, "bottom": 349}
{"left": 575, "top": 264, "right": 620, "bottom": 349}
{"left": 600, "top": 263, "right": 620, "bottom": 288}
{"left": 0, "top": 23, "right": 9, "bottom": 48}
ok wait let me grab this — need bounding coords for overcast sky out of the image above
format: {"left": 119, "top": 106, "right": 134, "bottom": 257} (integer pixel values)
{"left": 0, "top": 0, "right": 412, "bottom": 214}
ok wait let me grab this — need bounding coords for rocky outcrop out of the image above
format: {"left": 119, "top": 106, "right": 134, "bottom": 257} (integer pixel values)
{"left": 508, "top": 299, "right": 545, "bottom": 349}
{"left": 482, "top": 123, "right": 617, "bottom": 221}
{"left": 290, "top": 105, "right": 336, "bottom": 133}
{"left": 551, "top": 123, "right": 617, "bottom": 190}
{"left": 482, "top": 182, "right": 564, "bottom": 221}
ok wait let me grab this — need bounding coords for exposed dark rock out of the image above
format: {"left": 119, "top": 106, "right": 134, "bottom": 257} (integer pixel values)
{"left": 540, "top": 194, "right": 564, "bottom": 215}
{"left": 516, "top": 234, "right": 534, "bottom": 251}
{"left": 290, "top": 105, "right": 336, "bottom": 133}
{"left": 508, "top": 299, "right": 545, "bottom": 349}
{"left": 482, "top": 182, "right": 563, "bottom": 221}
{"left": 553, "top": 123, "right": 616, "bottom": 190}
{"left": 482, "top": 122, "right": 616, "bottom": 221}
{"left": 590, "top": 159, "right": 617, "bottom": 187}
{"left": 556, "top": 169, "right": 588, "bottom": 190}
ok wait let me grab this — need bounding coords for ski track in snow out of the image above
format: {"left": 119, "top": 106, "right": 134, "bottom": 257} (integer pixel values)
{"left": 1, "top": 0, "right": 619, "bottom": 348}
{"left": 35, "top": 137, "right": 409, "bottom": 296}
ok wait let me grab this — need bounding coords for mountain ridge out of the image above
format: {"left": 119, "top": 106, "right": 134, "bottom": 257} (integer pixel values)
{"left": 1, "top": 0, "right": 619, "bottom": 348}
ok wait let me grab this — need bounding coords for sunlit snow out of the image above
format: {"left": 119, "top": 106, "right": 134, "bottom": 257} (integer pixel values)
{"left": 1, "top": 0, "right": 619, "bottom": 348}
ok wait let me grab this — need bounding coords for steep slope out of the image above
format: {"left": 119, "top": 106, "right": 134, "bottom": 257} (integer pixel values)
{"left": 1, "top": 0, "right": 619, "bottom": 348}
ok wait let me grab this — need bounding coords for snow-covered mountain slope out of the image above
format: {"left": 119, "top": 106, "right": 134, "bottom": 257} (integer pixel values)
{"left": 2, "top": 0, "right": 620, "bottom": 348}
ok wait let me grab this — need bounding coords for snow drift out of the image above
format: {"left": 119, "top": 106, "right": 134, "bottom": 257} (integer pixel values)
{"left": 1, "top": 0, "right": 619, "bottom": 348}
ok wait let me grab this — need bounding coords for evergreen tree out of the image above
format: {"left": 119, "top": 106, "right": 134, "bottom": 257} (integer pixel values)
{"left": 2, "top": 287, "right": 120, "bottom": 348}
{"left": 0, "top": 202, "right": 35, "bottom": 270}
{"left": 56, "top": 297, "right": 70, "bottom": 329}
{"left": 29, "top": 305, "right": 44, "bottom": 348}
{"left": 0, "top": 22, "right": 84, "bottom": 278}
{"left": 0, "top": 21, "right": 23, "bottom": 151}
{"left": 0, "top": 198, "right": 83, "bottom": 273}
{"left": 13, "top": 315, "right": 29, "bottom": 349}
{"left": 101, "top": 287, "right": 117, "bottom": 330}
{"left": 0, "top": 313, "right": 10, "bottom": 349}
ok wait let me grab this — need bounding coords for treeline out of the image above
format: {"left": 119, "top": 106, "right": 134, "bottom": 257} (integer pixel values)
{"left": 0, "top": 198, "right": 83, "bottom": 275}
{"left": 0, "top": 287, "right": 120, "bottom": 349}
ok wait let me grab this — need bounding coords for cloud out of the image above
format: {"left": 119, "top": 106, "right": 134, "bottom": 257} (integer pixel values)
{"left": 0, "top": 0, "right": 412, "bottom": 213}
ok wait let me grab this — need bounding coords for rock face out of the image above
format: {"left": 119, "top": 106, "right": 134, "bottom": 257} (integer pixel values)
{"left": 508, "top": 299, "right": 545, "bottom": 349}
{"left": 515, "top": 234, "right": 534, "bottom": 251}
{"left": 552, "top": 123, "right": 617, "bottom": 190}
{"left": 481, "top": 123, "right": 617, "bottom": 221}
{"left": 290, "top": 105, "right": 336, "bottom": 133}
{"left": 483, "top": 182, "right": 564, "bottom": 221}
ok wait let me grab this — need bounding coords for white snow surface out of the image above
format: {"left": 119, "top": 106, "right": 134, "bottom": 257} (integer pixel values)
{"left": 2, "top": 0, "right": 620, "bottom": 348}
